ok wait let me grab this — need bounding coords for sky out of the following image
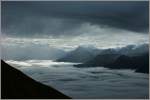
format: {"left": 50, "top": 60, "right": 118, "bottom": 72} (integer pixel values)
{"left": 1, "top": 1, "right": 149, "bottom": 53}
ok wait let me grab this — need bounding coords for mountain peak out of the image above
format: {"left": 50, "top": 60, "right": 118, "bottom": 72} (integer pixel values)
{"left": 56, "top": 45, "right": 100, "bottom": 63}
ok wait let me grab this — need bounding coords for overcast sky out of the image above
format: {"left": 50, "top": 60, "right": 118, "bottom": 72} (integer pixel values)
{"left": 2, "top": 1, "right": 149, "bottom": 37}
{"left": 1, "top": 1, "right": 149, "bottom": 51}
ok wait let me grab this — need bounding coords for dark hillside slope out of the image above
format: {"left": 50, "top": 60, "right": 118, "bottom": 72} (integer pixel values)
{"left": 106, "top": 53, "right": 149, "bottom": 73}
{"left": 75, "top": 54, "right": 121, "bottom": 67}
{"left": 1, "top": 60, "right": 71, "bottom": 99}
{"left": 75, "top": 53, "right": 149, "bottom": 73}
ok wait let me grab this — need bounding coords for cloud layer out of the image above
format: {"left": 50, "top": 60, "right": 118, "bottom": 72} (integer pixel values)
{"left": 1, "top": 24, "right": 149, "bottom": 60}
{"left": 2, "top": 1, "right": 149, "bottom": 37}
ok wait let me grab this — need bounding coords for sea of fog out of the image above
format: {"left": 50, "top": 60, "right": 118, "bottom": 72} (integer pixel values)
{"left": 6, "top": 60, "right": 149, "bottom": 99}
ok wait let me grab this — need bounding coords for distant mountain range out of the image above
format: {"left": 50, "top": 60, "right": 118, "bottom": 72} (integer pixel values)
{"left": 99, "top": 44, "right": 149, "bottom": 56}
{"left": 117, "top": 44, "right": 149, "bottom": 56}
{"left": 75, "top": 53, "right": 149, "bottom": 73}
{"left": 56, "top": 46, "right": 100, "bottom": 63}
{"left": 57, "top": 44, "right": 148, "bottom": 63}
{"left": 57, "top": 44, "right": 149, "bottom": 73}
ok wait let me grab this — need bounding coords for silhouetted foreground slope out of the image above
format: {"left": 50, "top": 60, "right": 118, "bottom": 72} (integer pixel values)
{"left": 1, "top": 60, "right": 71, "bottom": 99}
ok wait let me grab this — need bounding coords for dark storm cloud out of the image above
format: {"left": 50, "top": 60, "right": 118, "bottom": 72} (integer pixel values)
{"left": 1, "top": 1, "right": 149, "bottom": 37}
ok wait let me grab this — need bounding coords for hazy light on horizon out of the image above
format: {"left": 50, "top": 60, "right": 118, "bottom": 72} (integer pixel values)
{"left": 1, "top": 23, "right": 149, "bottom": 51}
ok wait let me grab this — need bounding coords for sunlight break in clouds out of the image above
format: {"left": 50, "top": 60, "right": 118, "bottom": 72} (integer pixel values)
{"left": 1, "top": 23, "right": 149, "bottom": 60}
{"left": 2, "top": 23, "right": 149, "bottom": 51}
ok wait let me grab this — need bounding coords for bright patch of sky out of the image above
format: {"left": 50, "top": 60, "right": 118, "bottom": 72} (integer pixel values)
{"left": 1, "top": 23, "right": 149, "bottom": 51}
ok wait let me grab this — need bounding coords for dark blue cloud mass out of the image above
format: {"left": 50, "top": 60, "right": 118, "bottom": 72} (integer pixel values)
{"left": 1, "top": 1, "right": 149, "bottom": 37}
